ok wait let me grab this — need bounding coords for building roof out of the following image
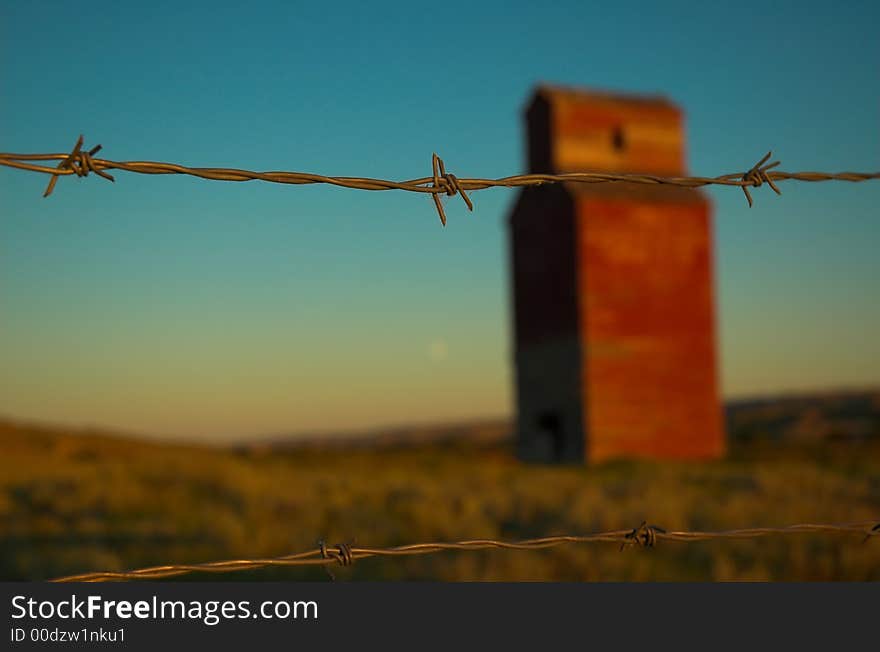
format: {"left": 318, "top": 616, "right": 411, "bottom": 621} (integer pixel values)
{"left": 526, "top": 83, "right": 679, "bottom": 114}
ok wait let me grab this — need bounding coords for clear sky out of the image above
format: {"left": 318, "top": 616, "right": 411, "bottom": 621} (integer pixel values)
{"left": 1, "top": 0, "right": 878, "bottom": 440}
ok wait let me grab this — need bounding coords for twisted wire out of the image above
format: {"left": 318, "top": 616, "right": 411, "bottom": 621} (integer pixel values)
{"left": 2, "top": 137, "right": 878, "bottom": 225}
{"left": 50, "top": 520, "right": 879, "bottom": 583}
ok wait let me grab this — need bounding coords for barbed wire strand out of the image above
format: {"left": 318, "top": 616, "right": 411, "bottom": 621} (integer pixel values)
{"left": 50, "top": 520, "right": 879, "bottom": 583}
{"left": 1, "top": 137, "right": 878, "bottom": 225}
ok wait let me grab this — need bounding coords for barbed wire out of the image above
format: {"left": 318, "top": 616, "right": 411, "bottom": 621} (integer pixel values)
{"left": 1, "top": 136, "right": 878, "bottom": 225}
{"left": 50, "top": 520, "right": 879, "bottom": 582}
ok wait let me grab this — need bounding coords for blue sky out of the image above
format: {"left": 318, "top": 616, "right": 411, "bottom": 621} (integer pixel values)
{"left": 1, "top": 0, "right": 878, "bottom": 440}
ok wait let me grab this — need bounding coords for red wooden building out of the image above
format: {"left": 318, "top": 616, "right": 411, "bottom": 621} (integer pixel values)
{"left": 508, "top": 85, "right": 725, "bottom": 463}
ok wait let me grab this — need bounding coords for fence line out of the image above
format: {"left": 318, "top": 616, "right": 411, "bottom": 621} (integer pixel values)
{"left": 7, "top": 138, "right": 879, "bottom": 583}
{"left": 51, "top": 520, "right": 879, "bottom": 582}
{"left": 1, "top": 137, "right": 878, "bottom": 224}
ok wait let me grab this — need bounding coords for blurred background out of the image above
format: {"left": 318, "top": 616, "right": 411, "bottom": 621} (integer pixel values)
{"left": 1, "top": 0, "right": 878, "bottom": 580}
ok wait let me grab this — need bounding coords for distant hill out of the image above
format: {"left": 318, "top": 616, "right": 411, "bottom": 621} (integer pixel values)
{"left": 726, "top": 389, "right": 880, "bottom": 442}
{"left": 247, "top": 388, "right": 880, "bottom": 452}
{"left": 245, "top": 418, "right": 512, "bottom": 453}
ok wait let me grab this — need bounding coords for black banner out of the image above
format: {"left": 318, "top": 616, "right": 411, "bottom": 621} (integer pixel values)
{"left": 3, "top": 582, "right": 876, "bottom": 650}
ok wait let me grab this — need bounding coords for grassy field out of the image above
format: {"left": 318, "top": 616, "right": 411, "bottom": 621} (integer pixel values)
{"left": 1, "top": 415, "right": 879, "bottom": 581}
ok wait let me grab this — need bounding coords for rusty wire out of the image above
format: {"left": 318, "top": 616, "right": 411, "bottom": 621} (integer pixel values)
{"left": 1, "top": 136, "right": 878, "bottom": 225}
{"left": 50, "top": 520, "right": 879, "bottom": 582}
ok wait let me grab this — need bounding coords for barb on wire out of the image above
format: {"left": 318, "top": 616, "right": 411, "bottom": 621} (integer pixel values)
{"left": 42, "top": 135, "right": 115, "bottom": 198}
{"left": 49, "top": 520, "right": 879, "bottom": 583}
{"left": 431, "top": 152, "right": 473, "bottom": 226}
{"left": 740, "top": 151, "right": 782, "bottom": 208}
{"left": 2, "top": 137, "right": 879, "bottom": 222}
{"left": 319, "top": 539, "right": 356, "bottom": 580}
{"left": 619, "top": 521, "right": 666, "bottom": 551}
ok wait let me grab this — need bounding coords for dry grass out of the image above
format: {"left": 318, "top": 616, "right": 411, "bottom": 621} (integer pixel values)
{"left": 1, "top": 419, "right": 878, "bottom": 581}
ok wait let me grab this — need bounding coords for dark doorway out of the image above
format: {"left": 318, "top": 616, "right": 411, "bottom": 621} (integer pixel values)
{"left": 537, "top": 411, "right": 565, "bottom": 461}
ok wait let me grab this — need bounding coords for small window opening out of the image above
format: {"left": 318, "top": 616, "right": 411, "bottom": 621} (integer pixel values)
{"left": 612, "top": 126, "right": 626, "bottom": 152}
